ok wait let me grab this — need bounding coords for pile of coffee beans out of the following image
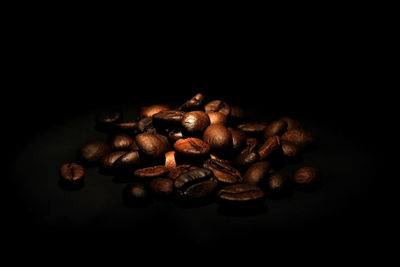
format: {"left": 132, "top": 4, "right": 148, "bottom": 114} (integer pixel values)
{"left": 60, "top": 93, "right": 320, "bottom": 208}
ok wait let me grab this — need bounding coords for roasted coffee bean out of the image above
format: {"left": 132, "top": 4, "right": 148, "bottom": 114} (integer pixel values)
{"left": 101, "top": 151, "right": 127, "bottom": 170}
{"left": 237, "top": 122, "right": 267, "bottom": 134}
{"left": 228, "top": 128, "right": 247, "bottom": 150}
{"left": 149, "top": 178, "right": 174, "bottom": 196}
{"left": 244, "top": 161, "right": 271, "bottom": 185}
{"left": 177, "top": 93, "right": 204, "bottom": 111}
{"left": 203, "top": 158, "right": 242, "bottom": 184}
{"left": 130, "top": 140, "right": 139, "bottom": 151}
{"left": 174, "top": 168, "right": 217, "bottom": 198}
{"left": 168, "top": 164, "right": 198, "bottom": 180}
{"left": 293, "top": 167, "right": 319, "bottom": 187}
{"left": 140, "top": 105, "right": 169, "bottom": 119}
{"left": 263, "top": 120, "right": 287, "bottom": 138}
{"left": 123, "top": 182, "right": 148, "bottom": 204}
{"left": 114, "top": 151, "right": 141, "bottom": 169}
{"left": 153, "top": 110, "right": 186, "bottom": 126}
{"left": 167, "top": 130, "right": 184, "bottom": 143}
{"left": 281, "top": 140, "right": 301, "bottom": 157}
{"left": 203, "top": 125, "right": 232, "bottom": 150}
{"left": 134, "top": 165, "right": 170, "bottom": 178}
{"left": 109, "top": 133, "right": 134, "bottom": 151}
{"left": 79, "top": 141, "right": 111, "bottom": 165}
{"left": 165, "top": 151, "right": 177, "bottom": 169}
{"left": 246, "top": 137, "right": 259, "bottom": 149}
{"left": 60, "top": 163, "right": 85, "bottom": 183}
{"left": 137, "top": 117, "right": 156, "bottom": 133}
{"left": 230, "top": 106, "right": 247, "bottom": 123}
{"left": 136, "top": 133, "right": 170, "bottom": 158}
{"left": 181, "top": 111, "right": 210, "bottom": 133}
{"left": 233, "top": 137, "right": 259, "bottom": 168}
{"left": 267, "top": 173, "right": 289, "bottom": 192}
{"left": 258, "top": 136, "right": 281, "bottom": 160}
{"left": 281, "top": 129, "right": 315, "bottom": 148}
{"left": 281, "top": 117, "right": 302, "bottom": 130}
{"left": 204, "top": 100, "right": 231, "bottom": 117}
{"left": 218, "top": 184, "right": 264, "bottom": 202}
{"left": 207, "top": 112, "right": 227, "bottom": 125}
{"left": 111, "top": 121, "right": 138, "bottom": 132}
{"left": 96, "top": 110, "right": 122, "bottom": 125}
{"left": 174, "top": 138, "right": 210, "bottom": 156}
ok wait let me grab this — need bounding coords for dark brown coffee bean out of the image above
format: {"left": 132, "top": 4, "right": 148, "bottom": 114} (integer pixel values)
{"left": 168, "top": 164, "right": 198, "bottom": 180}
{"left": 123, "top": 182, "right": 148, "bottom": 204}
{"left": 243, "top": 161, "right": 271, "bottom": 185}
{"left": 281, "top": 140, "right": 301, "bottom": 157}
{"left": 137, "top": 117, "right": 156, "bottom": 133}
{"left": 96, "top": 110, "right": 122, "bottom": 125}
{"left": 218, "top": 184, "right": 264, "bottom": 202}
{"left": 114, "top": 150, "right": 141, "bottom": 169}
{"left": 281, "top": 129, "right": 315, "bottom": 148}
{"left": 174, "top": 138, "right": 210, "bottom": 156}
{"left": 207, "top": 112, "right": 227, "bottom": 125}
{"left": 181, "top": 111, "right": 210, "bottom": 133}
{"left": 281, "top": 117, "right": 302, "bottom": 130}
{"left": 134, "top": 165, "right": 170, "bottom": 178}
{"left": 153, "top": 110, "right": 186, "bottom": 125}
{"left": 258, "top": 135, "right": 281, "bottom": 160}
{"left": 246, "top": 137, "right": 259, "bottom": 149}
{"left": 174, "top": 168, "right": 217, "bottom": 198}
{"left": 79, "top": 141, "right": 111, "bottom": 165}
{"left": 60, "top": 163, "right": 85, "bottom": 183}
{"left": 267, "top": 173, "right": 289, "bottom": 192}
{"left": 130, "top": 140, "right": 139, "bottom": 151}
{"left": 204, "top": 100, "right": 231, "bottom": 117}
{"left": 203, "top": 125, "right": 232, "bottom": 150}
{"left": 149, "top": 178, "right": 174, "bottom": 196}
{"left": 228, "top": 128, "right": 247, "bottom": 150}
{"left": 109, "top": 134, "right": 134, "bottom": 151}
{"left": 136, "top": 133, "right": 170, "bottom": 158}
{"left": 234, "top": 138, "right": 259, "bottom": 168}
{"left": 263, "top": 120, "right": 287, "bottom": 138}
{"left": 164, "top": 151, "right": 176, "bottom": 169}
{"left": 237, "top": 122, "right": 267, "bottom": 134}
{"left": 140, "top": 105, "right": 169, "bottom": 119}
{"left": 177, "top": 93, "right": 204, "bottom": 111}
{"left": 111, "top": 121, "right": 138, "bottom": 132}
{"left": 230, "top": 106, "right": 247, "bottom": 123}
{"left": 293, "top": 167, "right": 319, "bottom": 187}
{"left": 203, "top": 158, "right": 242, "bottom": 184}
{"left": 167, "top": 130, "right": 183, "bottom": 143}
{"left": 101, "top": 151, "right": 127, "bottom": 170}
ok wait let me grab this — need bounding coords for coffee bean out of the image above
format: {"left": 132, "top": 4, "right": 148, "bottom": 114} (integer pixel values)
{"left": 258, "top": 135, "right": 281, "bottom": 160}
{"left": 123, "top": 182, "right": 148, "bottom": 204}
{"left": 293, "top": 167, "right": 319, "bottom": 187}
{"left": 174, "top": 138, "right": 210, "bottom": 156}
{"left": 136, "top": 133, "right": 170, "bottom": 158}
{"left": 281, "top": 117, "right": 302, "bottom": 130}
{"left": 237, "top": 122, "right": 267, "bottom": 134}
{"left": 168, "top": 164, "right": 198, "bottom": 180}
{"left": 140, "top": 105, "right": 169, "bottom": 119}
{"left": 153, "top": 110, "right": 186, "bottom": 127}
{"left": 130, "top": 140, "right": 139, "bottom": 151}
{"left": 243, "top": 161, "right": 271, "bottom": 185}
{"left": 267, "top": 173, "right": 289, "bottom": 192}
{"left": 109, "top": 133, "right": 134, "bottom": 151}
{"left": 165, "top": 151, "right": 177, "bottom": 169}
{"left": 246, "top": 137, "right": 259, "bottom": 150}
{"left": 137, "top": 117, "right": 156, "bottom": 133}
{"left": 217, "top": 184, "right": 264, "bottom": 202}
{"left": 281, "top": 129, "right": 315, "bottom": 148}
{"left": 181, "top": 111, "right": 210, "bottom": 133}
{"left": 114, "top": 150, "right": 141, "bottom": 170}
{"left": 174, "top": 168, "right": 217, "bottom": 198}
{"left": 60, "top": 163, "right": 84, "bottom": 183}
{"left": 203, "top": 125, "right": 232, "bottom": 150}
{"left": 233, "top": 137, "right": 259, "bottom": 168}
{"left": 177, "top": 93, "right": 204, "bottom": 111}
{"left": 167, "top": 130, "right": 184, "bottom": 143}
{"left": 281, "top": 140, "right": 300, "bottom": 157}
{"left": 207, "top": 112, "right": 227, "bottom": 125}
{"left": 263, "top": 120, "right": 287, "bottom": 138}
{"left": 203, "top": 158, "right": 242, "bottom": 184}
{"left": 204, "top": 100, "right": 231, "bottom": 117}
{"left": 134, "top": 165, "right": 169, "bottom": 178}
{"left": 228, "top": 128, "right": 247, "bottom": 150}
{"left": 111, "top": 121, "right": 138, "bottom": 132}
{"left": 79, "top": 141, "right": 111, "bottom": 165}
{"left": 101, "top": 151, "right": 127, "bottom": 170}
{"left": 230, "top": 106, "right": 246, "bottom": 123}
{"left": 149, "top": 178, "right": 174, "bottom": 196}
{"left": 96, "top": 110, "right": 122, "bottom": 126}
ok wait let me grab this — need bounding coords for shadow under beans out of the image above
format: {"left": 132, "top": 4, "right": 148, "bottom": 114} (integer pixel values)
{"left": 266, "top": 187, "right": 295, "bottom": 200}
{"left": 112, "top": 175, "right": 135, "bottom": 183}
{"left": 302, "top": 141, "right": 319, "bottom": 154}
{"left": 58, "top": 179, "right": 85, "bottom": 191}
{"left": 216, "top": 201, "right": 268, "bottom": 217}
{"left": 174, "top": 196, "right": 216, "bottom": 209}
{"left": 122, "top": 195, "right": 153, "bottom": 208}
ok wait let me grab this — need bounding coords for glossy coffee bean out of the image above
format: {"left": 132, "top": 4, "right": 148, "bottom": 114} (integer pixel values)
{"left": 174, "top": 168, "right": 217, "bottom": 198}
{"left": 149, "top": 178, "right": 174, "bottom": 196}
{"left": 218, "top": 184, "right": 264, "bottom": 202}
{"left": 135, "top": 133, "right": 170, "bottom": 158}
{"left": 203, "top": 125, "right": 232, "bottom": 150}
{"left": 123, "top": 182, "right": 148, "bottom": 204}
{"left": 237, "top": 122, "right": 267, "bottom": 134}
{"left": 153, "top": 110, "right": 186, "bottom": 126}
{"left": 243, "top": 161, "right": 271, "bottom": 185}
{"left": 203, "top": 158, "right": 242, "bottom": 184}
{"left": 267, "top": 173, "right": 289, "bottom": 192}
{"left": 181, "top": 111, "right": 210, "bottom": 133}
{"left": 164, "top": 151, "right": 177, "bottom": 169}
{"left": 281, "top": 129, "right": 315, "bottom": 148}
{"left": 101, "top": 151, "right": 127, "bottom": 170}
{"left": 207, "top": 112, "right": 227, "bottom": 125}
{"left": 204, "top": 100, "right": 231, "bottom": 117}
{"left": 137, "top": 117, "right": 156, "bottom": 133}
{"left": 140, "top": 105, "right": 169, "bottom": 119}
{"left": 79, "top": 141, "right": 111, "bottom": 165}
{"left": 174, "top": 138, "right": 210, "bottom": 156}
{"left": 177, "top": 93, "right": 204, "bottom": 111}
{"left": 167, "top": 130, "right": 183, "bottom": 143}
{"left": 230, "top": 106, "right": 247, "bottom": 123}
{"left": 258, "top": 135, "right": 281, "bottom": 160}
{"left": 293, "top": 167, "right": 319, "bottom": 187}
{"left": 96, "top": 110, "right": 122, "bottom": 125}
{"left": 60, "top": 163, "right": 84, "bottom": 183}
{"left": 281, "top": 117, "right": 302, "bottom": 130}
{"left": 281, "top": 140, "right": 301, "bottom": 157}
{"left": 114, "top": 151, "right": 141, "bottom": 170}
{"left": 109, "top": 133, "right": 134, "bottom": 151}
{"left": 110, "top": 121, "right": 138, "bottom": 132}
{"left": 263, "top": 119, "right": 287, "bottom": 138}
{"left": 228, "top": 128, "right": 247, "bottom": 150}
{"left": 134, "top": 165, "right": 169, "bottom": 178}
{"left": 168, "top": 164, "right": 198, "bottom": 180}
{"left": 234, "top": 146, "right": 259, "bottom": 168}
